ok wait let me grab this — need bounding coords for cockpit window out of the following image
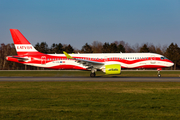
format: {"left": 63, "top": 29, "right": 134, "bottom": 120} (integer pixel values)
{"left": 160, "top": 57, "right": 164, "bottom": 60}
{"left": 161, "top": 57, "right": 168, "bottom": 60}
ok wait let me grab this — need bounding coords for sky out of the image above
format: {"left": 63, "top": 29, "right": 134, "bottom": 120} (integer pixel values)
{"left": 0, "top": 0, "right": 180, "bottom": 50}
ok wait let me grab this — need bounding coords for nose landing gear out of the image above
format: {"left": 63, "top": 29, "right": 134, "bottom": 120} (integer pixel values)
{"left": 157, "top": 68, "right": 162, "bottom": 78}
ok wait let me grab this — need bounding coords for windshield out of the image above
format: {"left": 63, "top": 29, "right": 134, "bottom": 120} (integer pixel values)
{"left": 160, "top": 57, "right": 168, "bottom": 60}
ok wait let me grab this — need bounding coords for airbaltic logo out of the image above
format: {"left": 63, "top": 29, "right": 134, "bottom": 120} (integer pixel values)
{"left": 15, "top": 44, "right": 36, "bottom": 52}
{"left": 108, "top": 68, "right": 118, "bottom": 71}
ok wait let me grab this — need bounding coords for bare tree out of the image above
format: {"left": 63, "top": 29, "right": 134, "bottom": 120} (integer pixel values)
{"left": 148, "top": 44, "right": 156, "bottom": 53}
{"left": 162, "top": 44, "right": 168, "bottom": 55}
{"left": 91, "top": 41, "right": 103, "bottom": 53}
{"left": 124, "top": 43, "right": 134, "bottom": 53}
{"left": 155, "top": 44, "right": 163, "bottom": 55}
{"left": 132, "top": 43, "right": 140, "bottom": 53}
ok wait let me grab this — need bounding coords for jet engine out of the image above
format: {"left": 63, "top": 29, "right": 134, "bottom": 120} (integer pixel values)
{"left": 102, "top": 64, "right": 121, "bottom": 75}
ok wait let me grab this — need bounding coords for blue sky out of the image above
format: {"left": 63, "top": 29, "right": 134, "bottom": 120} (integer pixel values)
{"left": 0, "top": 0, "right": 180, "bottom": 49}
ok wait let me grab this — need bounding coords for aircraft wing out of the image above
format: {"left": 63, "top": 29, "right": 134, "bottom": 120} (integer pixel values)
{"left": 63, "top": 51, "right": 104, "bottom": 68}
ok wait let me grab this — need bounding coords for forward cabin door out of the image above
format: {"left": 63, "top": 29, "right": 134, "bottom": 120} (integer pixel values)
{"left": 41, "top": 56, "right": 46, "bottom": 64}
{"left": 150, "top": 55, "right": 156, "bottom": 64}
{"left": 104, "top": 56, "right": 108, "bottom": 62}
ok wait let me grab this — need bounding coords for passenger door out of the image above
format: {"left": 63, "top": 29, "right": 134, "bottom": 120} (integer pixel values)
{"left": 41, "top": 56, "right": 46, "bottom": 64}
{"left": 150, "top": 55, "right": 156, "bottom": 64}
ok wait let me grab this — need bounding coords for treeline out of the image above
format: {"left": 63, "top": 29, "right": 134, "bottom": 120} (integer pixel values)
{"left": 0, "top": 41, "right": 180, "bottom": 70}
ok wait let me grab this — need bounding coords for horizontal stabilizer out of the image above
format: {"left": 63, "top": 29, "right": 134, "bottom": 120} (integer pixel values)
{"left": 11, "top": 56, "right": 29, "bottom": 61}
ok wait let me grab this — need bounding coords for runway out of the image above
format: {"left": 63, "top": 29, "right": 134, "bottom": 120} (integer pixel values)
{"left": 0, "top": 77, "right": 180, "bottom": 82}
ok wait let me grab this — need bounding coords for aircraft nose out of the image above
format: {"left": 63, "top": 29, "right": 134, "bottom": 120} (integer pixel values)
{"left": 170, "top": 62, "right": 174, "bottom": 67}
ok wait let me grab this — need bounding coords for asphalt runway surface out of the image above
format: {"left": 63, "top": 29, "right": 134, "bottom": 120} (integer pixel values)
{"left": 0, "top": 77, "right": 180, "bottom": 82}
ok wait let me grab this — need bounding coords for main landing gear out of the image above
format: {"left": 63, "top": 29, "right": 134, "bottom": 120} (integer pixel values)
{"left": 90, "top": 72, "right": 96, "bottom": 77}
{"left": 157, "top": 68, "right": 162, "bottom": 78}
{"left": 90, "top": 68, "right": 96, "bottom": 77}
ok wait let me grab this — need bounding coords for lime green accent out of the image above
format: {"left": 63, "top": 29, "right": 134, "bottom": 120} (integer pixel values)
{"left": 105, "top": 64, "right": 121, "bottom": 75}
{"left": 63, "top": 51, "right": 73, "bottom": 59}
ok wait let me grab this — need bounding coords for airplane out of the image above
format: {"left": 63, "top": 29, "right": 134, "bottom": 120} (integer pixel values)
{"left": 6, "top": 29, "right": 174, "bottom": 77}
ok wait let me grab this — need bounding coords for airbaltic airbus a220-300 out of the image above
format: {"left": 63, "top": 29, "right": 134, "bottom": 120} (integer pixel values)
{"left": 6, "top": 29, "right": 174, "bottom": 77}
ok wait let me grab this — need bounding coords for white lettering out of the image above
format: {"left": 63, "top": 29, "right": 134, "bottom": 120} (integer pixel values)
{"left": 15, "top": 44, "right": 37, "bottom": 52}
{"left": 17, "top": 46, "right": 33, "bottom": 49}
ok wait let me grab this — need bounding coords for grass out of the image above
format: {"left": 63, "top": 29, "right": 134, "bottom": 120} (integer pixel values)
{"left": 0, "top": 82, "right": 180, "bottom": 119}
{"left": 0, "top": 70, "right": 180, "bottom": 77}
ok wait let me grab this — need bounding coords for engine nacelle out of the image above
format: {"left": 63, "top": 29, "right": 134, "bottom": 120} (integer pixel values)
{"left": 102, "top": 64, "right": 121, "bottom": 75}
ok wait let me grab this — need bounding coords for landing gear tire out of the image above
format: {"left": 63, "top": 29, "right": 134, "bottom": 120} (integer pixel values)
{"left": 90, "top": 72, "right": 96, "bottom": 77}
{"left": 157, "top": 68, "right": 162, "bottom": 78}
{"left": 158, "top": 74, "right": 161, "bottom": 78}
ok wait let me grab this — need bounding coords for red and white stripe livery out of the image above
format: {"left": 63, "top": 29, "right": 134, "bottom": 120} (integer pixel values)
{"left": 6, "top": 29, "right": 174, "bottom": 77}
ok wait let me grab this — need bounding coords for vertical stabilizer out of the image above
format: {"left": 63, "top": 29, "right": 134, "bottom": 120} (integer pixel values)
{"left": 10, "top": 29, "right": 43, "bottom": 55}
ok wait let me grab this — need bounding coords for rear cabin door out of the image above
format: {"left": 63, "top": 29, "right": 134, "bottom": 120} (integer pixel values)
{"left": 41, "top": 56, "right": 46, "bottom": 64}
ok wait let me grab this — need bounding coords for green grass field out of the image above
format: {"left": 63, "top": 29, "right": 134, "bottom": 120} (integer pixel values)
{"left": 0, "top": 71, "right": 180, "bottom": 119}
{"left": 0, "top": 70, "right": 180, "bottom": 77}
{"left": 0, "top": 82, "right": 180, "bottom": 119}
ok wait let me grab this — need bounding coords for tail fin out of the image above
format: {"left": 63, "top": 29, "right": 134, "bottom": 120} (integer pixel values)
{"left": 10, "top": 29, "right": 43, "bottom": 55}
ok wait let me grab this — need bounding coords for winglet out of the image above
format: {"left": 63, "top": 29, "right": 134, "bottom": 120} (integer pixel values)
{"left": 63, "top": 51, "right": 73, "bottom": 59}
